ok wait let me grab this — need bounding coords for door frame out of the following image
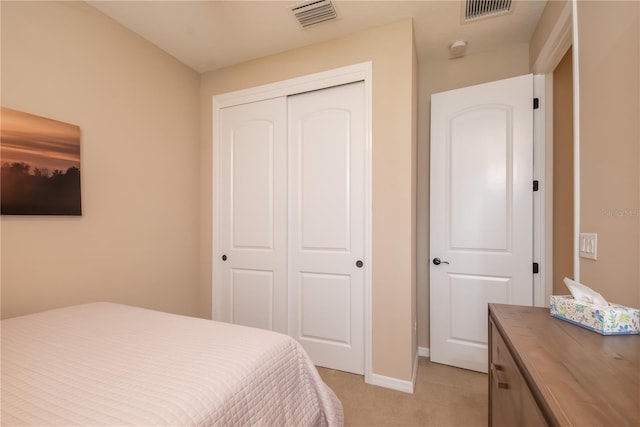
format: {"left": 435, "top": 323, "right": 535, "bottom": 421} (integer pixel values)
{"left": 531, "top": 0, "right": 574, "bottom": 302}
{"left": 211, "top": 62, "right": 373, "bottom": 383}
{"left": 533, "top": 74, "right": 550, "bottom": 307}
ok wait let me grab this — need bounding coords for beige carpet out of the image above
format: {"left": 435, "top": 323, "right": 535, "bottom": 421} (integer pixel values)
{"left": 317, "top": 357, "right": 488, "bottom": 427}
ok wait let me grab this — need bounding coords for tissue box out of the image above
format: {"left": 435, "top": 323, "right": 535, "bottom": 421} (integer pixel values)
{"left": 550, "top": 295, "right": 640, "bottom": 335}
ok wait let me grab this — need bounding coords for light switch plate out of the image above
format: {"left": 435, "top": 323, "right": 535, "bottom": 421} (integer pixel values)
{"left": 579, "top": 233, "right": 597, "bottom": 260}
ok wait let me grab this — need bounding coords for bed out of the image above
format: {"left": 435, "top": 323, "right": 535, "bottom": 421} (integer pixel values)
{"left": 1, "top": 302, "right": 343, "bottom": 426}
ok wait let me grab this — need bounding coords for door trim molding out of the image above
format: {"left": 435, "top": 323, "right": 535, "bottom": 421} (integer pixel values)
{"left": 571, "top": 0, "right": 580, "bottom": 282}
{"left": 531, "top": 0, "right": 574, "bottom": 299}
{"left": 531, "top": 0, "right": 572, "bottom": 75}
{"left": 212, "top": 61, "right": 373, "bottom": 384}
{"left": 533, "top": 75, "right": 552, "bottom": 307}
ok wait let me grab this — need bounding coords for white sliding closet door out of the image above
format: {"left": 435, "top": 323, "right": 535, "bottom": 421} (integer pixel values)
{"left": 288, "top": 82, "right": 366, "bottom": 374}
{"left": 217, "top": 97, "right": 288, "bottom": 333}
{"left": 215, "top": 81, "right": 367, "bottom": 375}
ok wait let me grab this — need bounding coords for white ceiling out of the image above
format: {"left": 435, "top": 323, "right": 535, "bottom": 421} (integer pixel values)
{"left": 87, "top": 0, "right": 547, "bottom": 73}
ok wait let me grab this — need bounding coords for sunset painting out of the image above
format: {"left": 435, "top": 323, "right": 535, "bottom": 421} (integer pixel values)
{"left": 1, "top": 107, "right": 81, "bottom": 215}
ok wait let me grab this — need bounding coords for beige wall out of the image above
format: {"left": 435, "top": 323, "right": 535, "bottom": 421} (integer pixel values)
{"left": 1, "top": 2, "right": 201, "bottom": 319}
{"left": 552, "top": 47, "right": 574, "bottom": 295}
{"left": 416, "top": 43, "right": 531, "bottom": 349}
{"left": 199, "top": 20, "right": 417, "bottom": 381}
{"left": 576, "top": 1, "right": 640, "bottom": 307}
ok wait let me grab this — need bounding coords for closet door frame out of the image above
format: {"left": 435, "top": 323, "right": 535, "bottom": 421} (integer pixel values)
{"left": 212, "top": 62, "right": 373, "bottom": 384}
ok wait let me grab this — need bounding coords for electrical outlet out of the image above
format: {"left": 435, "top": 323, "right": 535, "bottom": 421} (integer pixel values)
{"left": 579, "top": 233, "right": 597, "bottom": 260}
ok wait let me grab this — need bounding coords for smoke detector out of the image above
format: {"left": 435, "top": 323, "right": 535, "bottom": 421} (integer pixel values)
{"left": 449, "top": 40, "right": 467, "bottom": 59}
{"left": 290, "top": 0, "right": 338, "bottom": 28}
{"left": 464, "top": 0, "right": 512, "bottom": 22}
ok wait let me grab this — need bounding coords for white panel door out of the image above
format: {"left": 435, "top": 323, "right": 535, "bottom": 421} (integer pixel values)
{"left": 288, "top": 82, "right": 365, "bottom": 374}
{"left": 430, "top": 75, "right": 534, "bottom": 372}
{"left": 218, "top": 97, "right": 288, "bottom": 333}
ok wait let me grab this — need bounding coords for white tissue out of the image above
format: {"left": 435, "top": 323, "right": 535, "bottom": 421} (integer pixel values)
{"left": 563, "top": 277, "right": 608, "bottom": 307}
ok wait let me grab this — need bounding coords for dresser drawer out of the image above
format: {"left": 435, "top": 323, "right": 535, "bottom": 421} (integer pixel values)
{"left": 490, "top": 318, "right": 546, "bottom": 427}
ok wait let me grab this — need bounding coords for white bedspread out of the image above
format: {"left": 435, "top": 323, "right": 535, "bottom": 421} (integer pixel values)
{"left": 1, "top": 303, "right": 343, "bottom": 426}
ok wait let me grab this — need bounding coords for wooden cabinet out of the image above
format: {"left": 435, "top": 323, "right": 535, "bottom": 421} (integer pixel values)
{"left": 488, "top": 304, "right": 640, "bottom": 427}
{"left": 489, "top": 312, "right": 546, "bottom": 427}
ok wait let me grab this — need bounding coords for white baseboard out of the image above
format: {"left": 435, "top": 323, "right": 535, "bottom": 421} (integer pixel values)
{"left": 370, "top": 372, "right": 415, "bottom": 394}
{"left": 418, "top": 346, "right": 430, "bottom": 358}
{"left": 368, "top": 348, "right": 428, "bottom": 394}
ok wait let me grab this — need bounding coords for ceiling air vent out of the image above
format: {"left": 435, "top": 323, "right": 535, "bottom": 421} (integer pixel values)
{"left": 291, "top": 0, "right": 338, "bottom": 28}
{"left": 464, "top": 0, "right": 512, "bottom": 21}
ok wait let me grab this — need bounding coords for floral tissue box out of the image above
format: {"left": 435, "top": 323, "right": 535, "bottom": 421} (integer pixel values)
{"left": 550, "top": 295, "right": 640, "bottom": 335}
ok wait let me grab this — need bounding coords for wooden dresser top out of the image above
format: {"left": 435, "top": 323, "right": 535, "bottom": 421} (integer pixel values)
{"left": 489, "top": 303, "right": 640, "bottom": 427}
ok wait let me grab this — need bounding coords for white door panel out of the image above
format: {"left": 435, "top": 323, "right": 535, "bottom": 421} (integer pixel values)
{"left": 289, "top": 82, "right": 365, "bottom": 374}
{"left": 298, "top": 110, "right": 351, "bottom": 251}
{"left": 450, "top": 107, "right": 511, "bottom": 251}
{"left": 299, "top": 272, "right": 351, "bottom": 344}
{"left": 449, "top": 274, "right": 510, "bottom": 343}
{"left": 430, "top": 74, "right": 534, "bottom": 372}
{"left": 230, "top": 123, "right": 275, "bottom": 249}
{"left": 218, "top": 97, "right": 287, "bottom": 333}
{"left": 231, "top": 269, "right": 274, "bottom": 329}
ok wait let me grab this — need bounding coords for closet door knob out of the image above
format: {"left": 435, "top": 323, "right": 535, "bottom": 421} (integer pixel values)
{"left": 356, "top": 260, "right": 364, "bottom": 268}
{"left": 221, "top": 254, "right": 227, "bottom": 261}
{"left": 433, "top": 258, "right": 449, "bottom": 265}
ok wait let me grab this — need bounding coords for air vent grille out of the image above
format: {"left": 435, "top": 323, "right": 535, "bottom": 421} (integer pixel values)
{"left": 465, "top": 0, "right": 512, "bottom": 21}
{"left": 291, "top": 0, "right": 338, "bottom": 28}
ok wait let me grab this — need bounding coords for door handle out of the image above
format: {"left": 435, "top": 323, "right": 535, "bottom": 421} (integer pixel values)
{"left": 221, "top": 254, "right": 227, "bottom": 261}
{"left": 491, "top": 363, "right": 509, "bottom": 389}
{"left": 432, "top": 258, "right": 449, "bottom": 265}
{"left": 356, "top": 260, "right": 364, "bottom": 268}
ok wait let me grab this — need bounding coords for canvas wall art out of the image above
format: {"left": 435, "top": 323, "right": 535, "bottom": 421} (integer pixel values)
{"left": 1, "top": 107, "right": 81, "bottom": 215}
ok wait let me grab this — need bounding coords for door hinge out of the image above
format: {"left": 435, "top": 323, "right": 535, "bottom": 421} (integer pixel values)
{"left": 533, "top": 98, "right": 540, "bottom": 109}
{"left": 533, "top": 263, "right": 539, "bottom": 274}
{"left": 533, "top": 180, "right": 539, "bottom": 191}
